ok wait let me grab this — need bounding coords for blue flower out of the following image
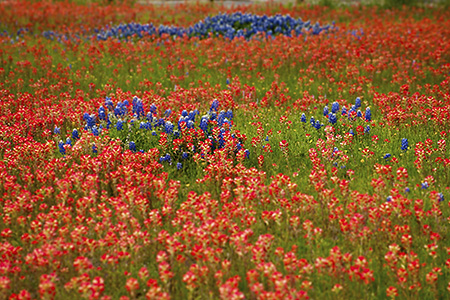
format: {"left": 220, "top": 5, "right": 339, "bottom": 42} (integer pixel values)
{"left": 140, "top": 122, "right": 149, "bottom": 130}
{"left": 66, "top": 137, "right": 72, "bottom": 146}
{"left": 58, "top": 140, "right": 65, "bottom": 155}
{"left": 386, "top": 196, "right": 392, "bottom": 202}
{"left": 365, "top": 107, "right": 371, "bottom": 121}
{"left": 314, "top": 120, "right": 322, "bottom": 129}
{"left": 341, "top": 106, "right": 347, "bottom": 116}
{"left": 350, "top": 129, "right": 354, "bottom": 136}
{"left": 129, "top": 141, "right": 136, "bottom": 152}
{"left": 72, "top": 129, "right": 79, "bottom": 140}
{"left": 401, "top": 138, "right": 408, "bottom": 151}
{"left": 357, "top": 110, "right": 363, "bottom": 118}
{"left": 244, "top": 149, "right": 250, "bottom": 159}
{"left": 323, "top": 106, "right": 329, "bottom": 116}
{"left": 328, "top": 113, "right": 337, "bottom": 124}
{"left": 92, "top": 144, "right": 97, "bottom": 154}
{"left": 331, "top": 101, "right": 340, "bottom": 114}
{"left": 98, "top": 106, "right": 106, "bottom": 120}
{"left": 355, "top": 97, "right": 361, "bottom": 108}
{"left": 150, "top": 104, "right": 157, "bottom": 114}
{"left": 54, "top": 126, "right": 61, "bottom": 135}
{"left": 200, "top": 117, "right": 209, "bottom": 132}
{"left": 301, "top": 113, "right": 306, "bottom": 123}
{"left": 438, "top": 193, "right": 444, "bottom": 202}
{"left": 91, "top": 125, "right": 99, "bottom": 136}
{"left": 210, "top": 99, "right": 219, "bottom": 112}
{"left": 421, "top": 181, "right": 429, "bottom": 189}
{"left": 116, "top": 119, "right": 124, "bottom": 131}
{"left": 177, "top": 162, "right": 182, "bottom": 170}
{"left": 182, "top": 152, "right": 189, "bottom": 159}
{"left": 405, "top": 187, "right": 410, "bottom": 193}
{"left": 383, "top": 153, "right": 391, "bottom": 160}
{"left": 164, "top": 121, "right": 174, "bottom": 134}
{"left": 365, "top": 125, "right": 370, "bottom": 134}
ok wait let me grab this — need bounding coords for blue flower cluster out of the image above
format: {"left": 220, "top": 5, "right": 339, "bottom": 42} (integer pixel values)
{"left": 77, "top": 96, "right": 247, "bottom": 170}
{"left": 401, "top": 138, "right": 408, "bottom": 151}
{"left": 95, "top": 13, "right": 334, "bottom": 41}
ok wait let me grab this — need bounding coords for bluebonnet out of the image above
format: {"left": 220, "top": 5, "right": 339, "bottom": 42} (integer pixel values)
{"left": 365, "top": 125, "right": 370, "bottom": 134}
{"left": 301, "top": 113, "right": 306, "bottom": 123}
{"left": 66, "top": 137, "right": 72, "bottom": 146}
{"left": 156, "top": 118, "right": 165, "bottom": 127}
{"left": 98, "top": 106, "right": 106, "bottom": 120}
{"left": 92, "top": 144, "right": 97, "bottom": 154}
{"left": 132, "top": 97, "right": 144, "bottom": 118}
{"left": 91, "top": 125, "right": 99, "bottom": 136}
{"left": 355, "top": 97, "right": 361, "bottom": 108}
{"left": 331, "top": 101, "right": 340, "bottom": 114}
{"left": 72, "top": 129, "right": 79, "bottom": 140}
{"left": 54, "top": 126, "right": 61, "bottom": 135}
{"left": 365, "top": 107, "right": 371, "bottom": 121}
{"left": 116, "top": 119, "right": 124, "bottom": 131}
{"left": 226, "top": 78, "right": 230, "bottom": 85}
{"left": 405, "top": 187, "right": 410, "bottom": 193}
{"left": 401, "top": 138, "right": 408, "bottom": 151}
{"left": 383, "top": 153, "right": 391, "bottom": 159}
{"left": 244, "top": 149, "right": 250, "bottom": 159}
{"left": 165, "top": 109, "right": 172, "bottom": 117}
{"left": 93, "top": 13, "right": 334, "bottom": 42}
{"left": 421, "top": 181, "right": 429, "bottom": 189}
{"left": 341, "top": 106, "right": 347, "bottom": 116}
{"left": 310, "top": 116, "right": 315, "bottom": 127}
{"left": 129, "top": 141, "right": 136, "bottom": 152}
{"left": 150, "top": 104, "right": 157, "bottom": 114}
{"left": 182, "top": 110, "right": 188, "bottom": 117}
{"left": 200, "top": 117, "right": 209, "bottom": 132}
{"left": 386, "top": 196, "right": 392, "bottom": 202}
{"left": 314, "top": 120, "right": 322, "bottom": 130}
{"left": 182, "top": 152, "right": 189, "bottom": 159}
{"left": 357, "top": 110, "right": 363, "bottom": 118}
{"left": 177, "top": 162, "right": 182, "bottom": 170}
{"left": 323, "top": 106, "right": 329, "bottom": 116}
{"left": 165, "top": 153, "right": 171, "bottom": 163}
{"left": 145, "top": 113, "right": 152, "bottom": 123}
{"left": 217, "top": 111, "right": 226, "bottom": 127}
{"left": 438, "top": 193, "right": 444, "bottom": 202}
{"left": 105, "top": 97, "right": 114, "bottom": 111}
{"left": 350, "top": 129, "right": 354, "bottom": 136}
{"left": 164, "top": 121, "right": 174, "bottom": 134}
{"left": 189, "top": 110, "right": 198, "bottom": 121}
{"left": 328, "top": 113, "right": 337, "bottom": 124}
{"left": 58, "top": 140, "right": 65, "bottom": 155}
{"left": 210, "top": 99, "right": 219, "bottom": 112}
{"left": 265, "top": 136, "right": 269, "bottom": 142}
{"left": 140, "top": 122, "right": 149, "bottom": 130}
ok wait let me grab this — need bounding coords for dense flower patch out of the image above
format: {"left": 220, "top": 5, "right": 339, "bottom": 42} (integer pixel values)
{"left": 1, "top": 1, "right": 450, "bottom": 299}
{"left": 93, "top": 13, "right": 334, "bottom": 41}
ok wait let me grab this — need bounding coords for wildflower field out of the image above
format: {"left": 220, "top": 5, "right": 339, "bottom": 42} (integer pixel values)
{"left": 1, "top": 0, "right": 450, "bottom": 299}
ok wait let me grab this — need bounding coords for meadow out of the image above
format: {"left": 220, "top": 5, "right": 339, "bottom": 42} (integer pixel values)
{"left": 0, "top": 0, "right": 450, "bottom": 299}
